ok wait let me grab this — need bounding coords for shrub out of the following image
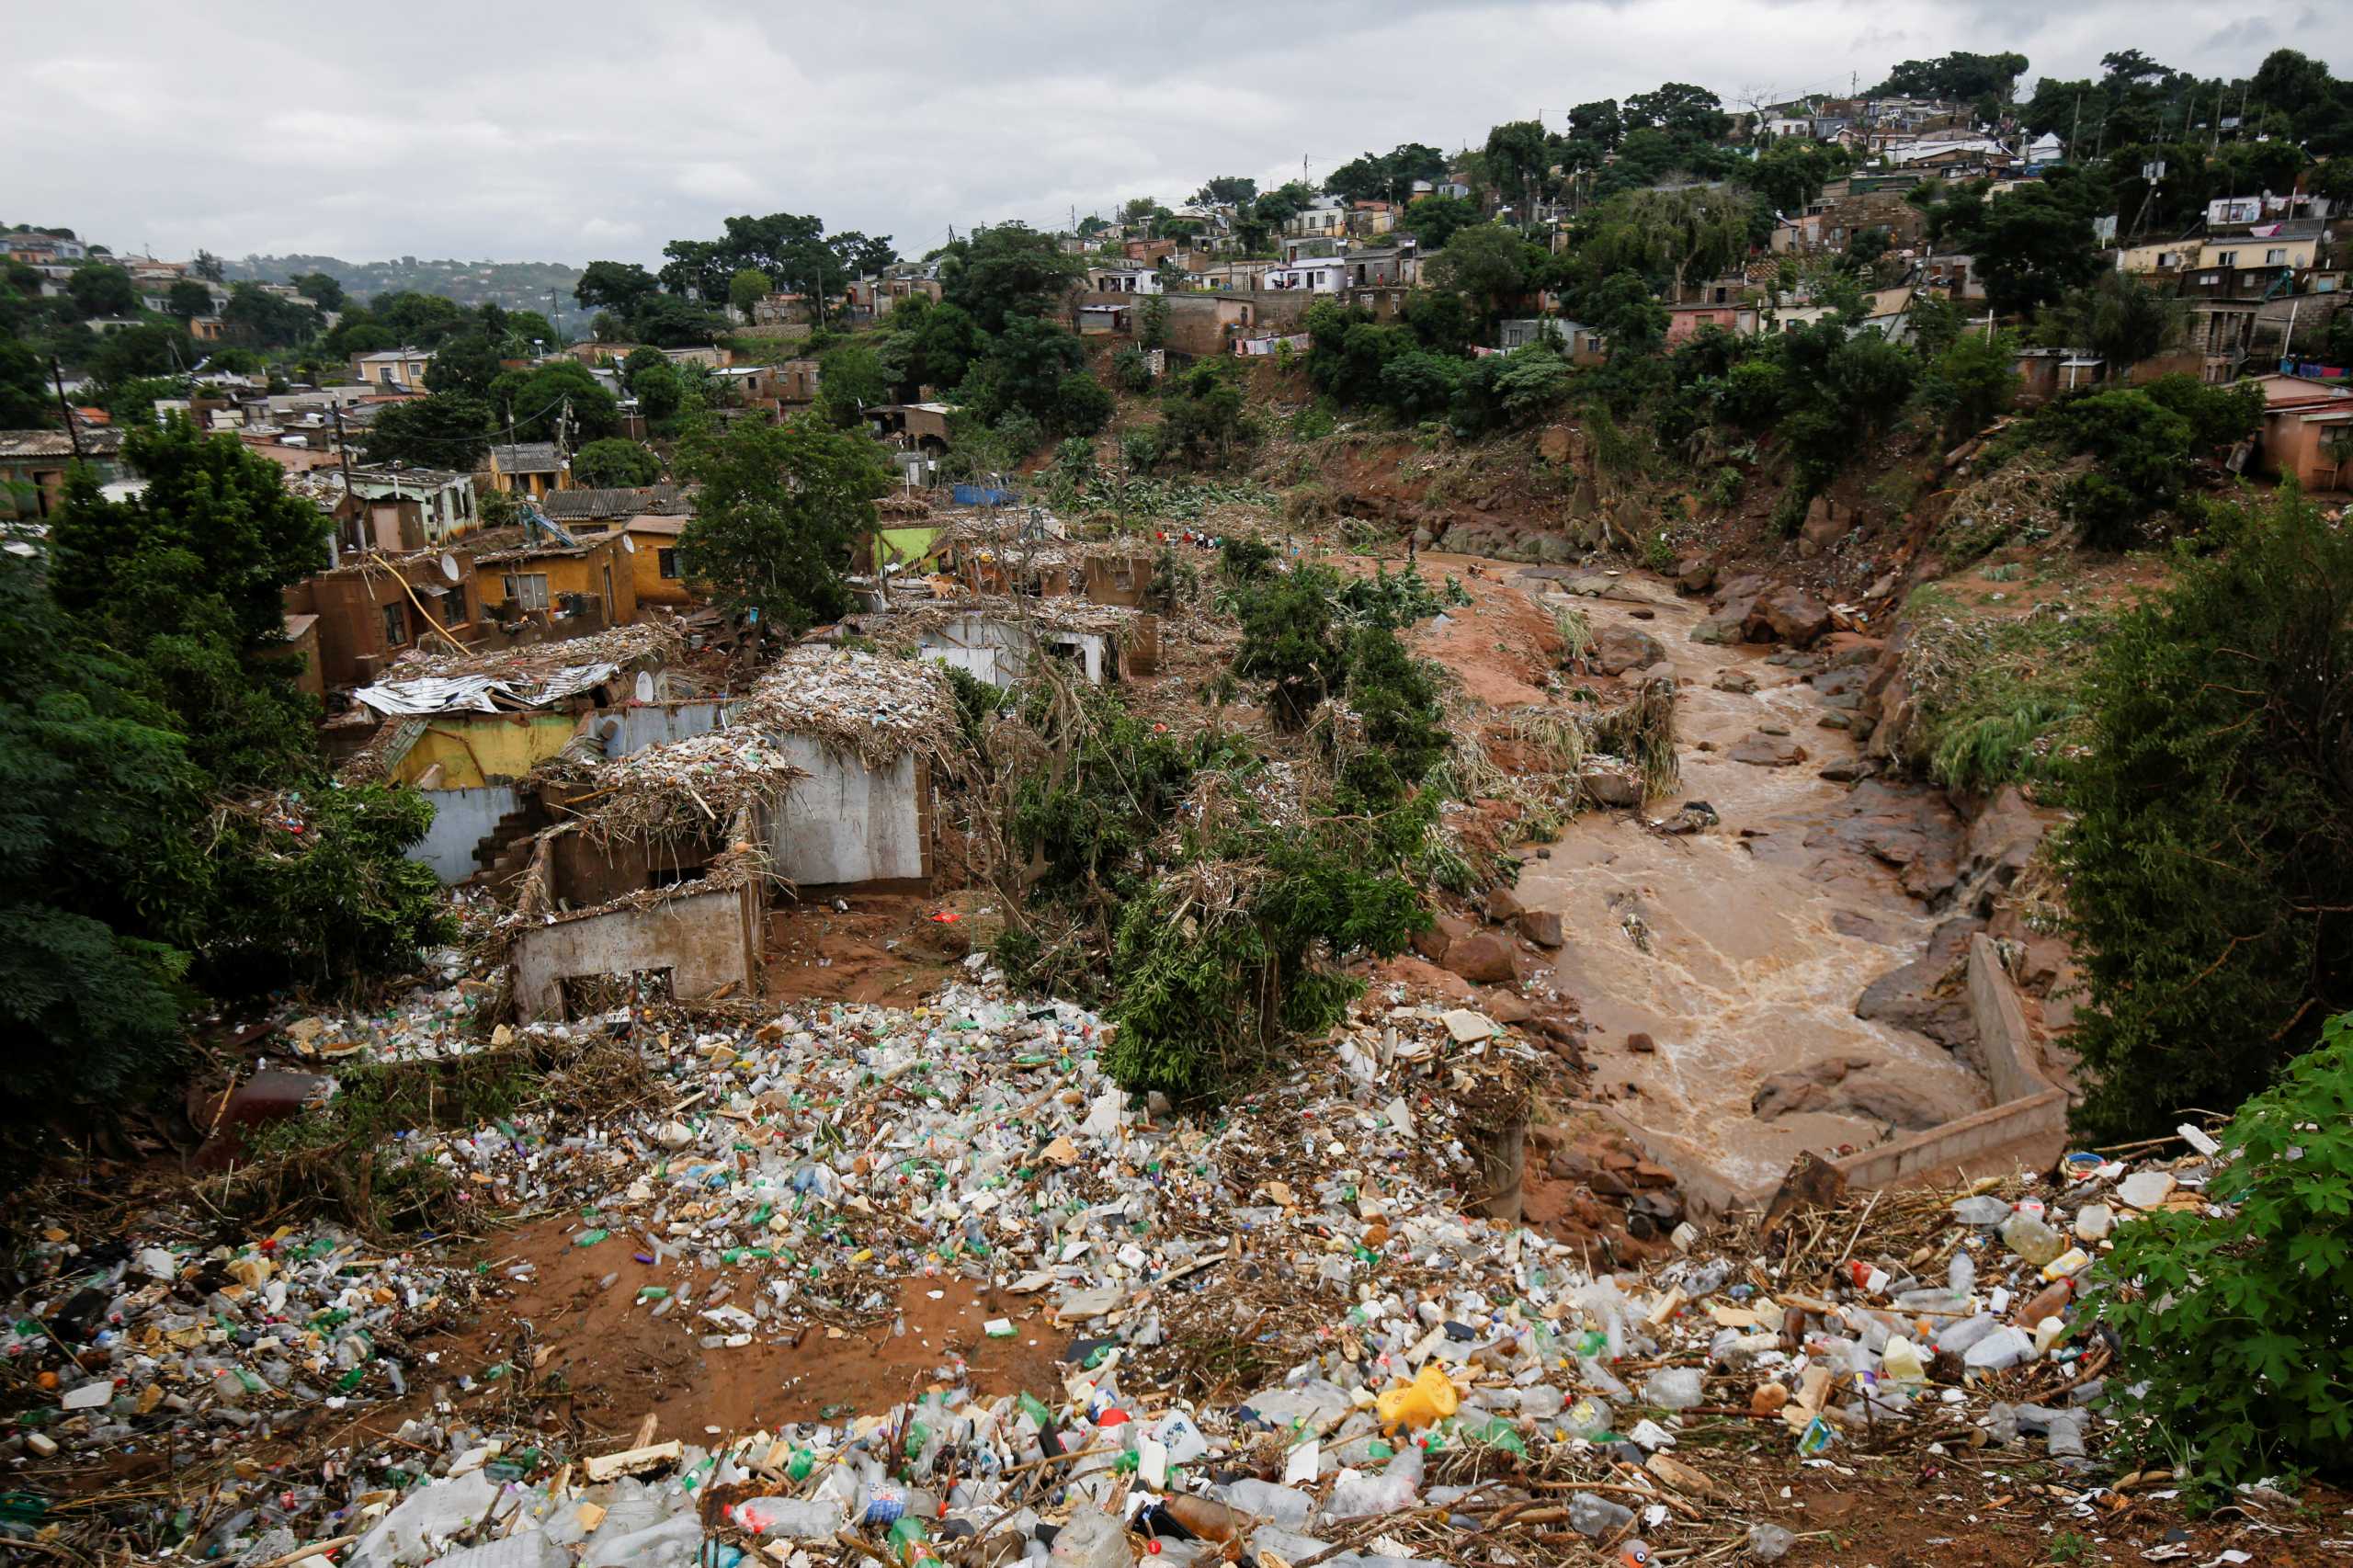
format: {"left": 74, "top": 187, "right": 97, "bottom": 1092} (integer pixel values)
{"left": 1917, "top": 330, "right": 2020, "bottom": 445}
{"left": 2096, "top": 1009, "right": 2353, "bottom": 1489}
{"left": 1232, "top": 562, "right": 1349, "bottom": 726}
{"left": 1111, "top": 345, "right": 1153, "bottom": 392}
{"left": 2058, "top": 490, "right": 2353, "bottom": 1139}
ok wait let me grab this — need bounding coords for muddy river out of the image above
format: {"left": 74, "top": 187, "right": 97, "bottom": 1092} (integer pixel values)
{"left": 1508, "top": 573, "right": 1988, "bottom": 1209}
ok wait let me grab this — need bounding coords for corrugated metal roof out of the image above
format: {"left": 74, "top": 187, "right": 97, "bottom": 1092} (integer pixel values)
{"left": 0, "top": 427, "right": 126, "bottom": 460}
{"left": 541, "top": 484, "right": 686, "bottom": 518}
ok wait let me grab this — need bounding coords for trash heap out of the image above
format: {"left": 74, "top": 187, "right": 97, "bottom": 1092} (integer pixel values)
{"left": 0, "top": 962, "right": 2257, "bottom": 1564}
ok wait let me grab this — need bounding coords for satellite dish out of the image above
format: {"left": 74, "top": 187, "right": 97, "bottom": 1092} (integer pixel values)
{"left": 633, "top": 671, "right": 656, "bottom": 703}
{"left": 621, "top": 533, "right": 637, "bottom": 553}
{"left": 438, "top": 551, "right": 460, "bottom": 582}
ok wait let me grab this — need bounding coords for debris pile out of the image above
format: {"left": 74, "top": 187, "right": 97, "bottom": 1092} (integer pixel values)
{"left": 0, "top": 967, "right": 2288, "bottom": 1563}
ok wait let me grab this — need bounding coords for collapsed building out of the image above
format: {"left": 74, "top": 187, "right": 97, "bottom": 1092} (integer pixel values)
{"left": 500, "top": 646, "right": 964, "bottom": 1019}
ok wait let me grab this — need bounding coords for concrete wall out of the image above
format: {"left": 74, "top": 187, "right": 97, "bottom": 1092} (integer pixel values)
{"left": 1833, "top": 934, "right": 2069, "bottom": 1189}
{"left": 917, "top": 614, "right": 1109, "bottom": 687}
{"left": 597, "top": 699, "right": 730, "bottom": 758}
{"left": 767, "top": 740, "right": 929, "bottom": 888}
{"left": 412, "top": 785, "right": 520, "bottom": 884}
{"left": 511, "top": 881, "right": 759, "bottom": 1020}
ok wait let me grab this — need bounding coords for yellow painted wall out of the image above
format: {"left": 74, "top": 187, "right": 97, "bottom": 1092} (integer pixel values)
{"left": 481, "top": 535, "right": 639, "bottom": 625}
{"left": 393, "top": 713, "right": 581, "bottom": 788}
{"left": 626, "top": 525, "right": 697, "bottom": 606}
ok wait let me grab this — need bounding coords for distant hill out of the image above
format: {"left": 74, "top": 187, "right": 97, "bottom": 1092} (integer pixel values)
{"left": 224, "top": 254, "right": 586, "bottom": 314}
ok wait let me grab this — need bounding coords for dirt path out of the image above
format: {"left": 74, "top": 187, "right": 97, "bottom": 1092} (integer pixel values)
{"left": 1490, "top": 572, "right": 1990, "bottom": 1210}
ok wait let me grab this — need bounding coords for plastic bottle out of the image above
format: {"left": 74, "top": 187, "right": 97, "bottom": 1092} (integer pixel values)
{"left": 1880, "top": 1335, "right": 1927, "bottom": 1382}
{"left": 1949, "top": 1195, "right": 2012, "bottom": 1226}
{"left": 1158, "top": 1495, "right": 1249, "bottom": 1543}
{"left": 1325, "top": 1444, "right": 1423, "bottom": 1519}
{"left": 1947, "top": 1250, "right": 1975, "bottom": 1297}
{"left": 2018, "top": 1279, "right": 2073, "bottom": 1327}
{"left": 730, "top": 1497, "right": 845, "bottom": 1540}
{"left": 1618, "top": 1540, "right": 1654, "bottom": 1567}
{"left": 1217, "top": 1481, "right": 1313, "bottom": 1531}
{"left": 1747, "top": 1522, "right": 1797, "bottom": 1562}
{"left": 1999, "top": 1212, "right": 2064, "bottom": 1267}
{"left": 1567, "top": 1493, "right": 1635, "bottom": 1538}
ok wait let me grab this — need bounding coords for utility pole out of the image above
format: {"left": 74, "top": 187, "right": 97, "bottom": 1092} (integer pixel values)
{"left": 330, "top": 402, "right": 357, "bottom": 567}
{"left": 49, "top": 356, "right": 82, "bottom": 459}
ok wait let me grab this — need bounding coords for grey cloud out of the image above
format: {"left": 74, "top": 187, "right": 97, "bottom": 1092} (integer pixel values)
{"left": 4, "top": 0, "right": 2318, "bottom": 267}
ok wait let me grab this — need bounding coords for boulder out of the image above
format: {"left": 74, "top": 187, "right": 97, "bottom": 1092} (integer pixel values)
{"left": 1747, "top": 585, "right": 1834, "bottom": 648}
{"left": 1797, "top": 495, "right": 1853, "bottom": 559}
{"left": 1674, "top": 554, "right": 1717, "bottom": 595}
{"left": 1483, "top": 988, "right": 1534, "bottom": 1025}
{"left": 1517, "top": 909, "right": 1564, "bottom": 948}
{"left": 1579, "top": 759, "right": 1645, "bottom": 807}
{"left": 1626, "top": 1031, "right": 1657, "bottom": 1054}
{"left": 1594, "top": 621, "right": 1666, "bottom": 675}
{"left": 1729, "top": 733, "right": 1808, "bottom": 767}
{"left": 1853, "top": 916, "right": 1983, "bottom": 1051}
{"left": 1751, "top": 1054, "right": 1876, "bottom": 1120}
{"left": 1711, "top": 668, "right": 1758, "bottom": 695}
{"left": 1443, "top": 932, "right": 1518, "bottom": 985}
{"left": 1485, "top": 886, "right": 1527, "bottom": 923}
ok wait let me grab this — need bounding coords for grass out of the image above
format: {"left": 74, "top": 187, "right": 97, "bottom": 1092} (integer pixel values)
{"left": 1902, "top": 585, "right": 2109, "bottom": 795}
{"left": 1552, "top": 604, "right": 1595, "bottom": 667}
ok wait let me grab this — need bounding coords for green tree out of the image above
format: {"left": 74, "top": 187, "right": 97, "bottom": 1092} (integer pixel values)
{"left": 48, "top": 419, "right": 328, "bottom": 783}
{"left": 290, "top": 270, "right": 347, "bottom": 312}
{"left": 939, "top": 222, "right": 1082, "bottom": 333}
{"left": 221, "top": 282, "right": 320, "bottom": 348}
{"left": 0, "top": 549, "right": 208, "bottom": 1116}
{"left": 67, "top": 263, "right": 137, "bottom": 319}
{"left": 362, "top": 392, "right": 493, "bottom": 470}
{"left": 1233, "top": 562, "right": 1350, "bottom": 727}
{"left": 574, "top": 259, "right": 662, "bottom": 318}
{"left": 728, "top": 266, "right": 773, "bottom": 318}
{"left": 1916, "top": 328, "right": 2020, "bottom": 444}
{"left": 2038, "top": 271, "right": 2184, "bottom": 369}
{"left": 2097, "top": 1010, "right": 2353, "bottom": 1489}
{"left": 1482, "top": 119, "right": 1556, "bottom": 213}
{"left": 1429, "top": 222, "right": 1532, "bottom": 326}
{"left": 92, "top": 323, "right": 191, "bottom": 382}
{"left": 1960, "top": 185, "right": 2104, "bottom": 316}
{"left": 813, "top": 343, "right": 889, "bottom": 427}
{"left": 1192, "top": 176, "right": 1258, "bottom": 207}
{"left": 570, "top": 437, "right": 662, "bottom": 489}
{"left": 426, "top": 332, "right": 507, "bottom": 403}
{"left": 0, "top": 341, "right": 53, "bottom": 428}
{"left": 1871, "top": 51, "right": 2029, "bottom": 101}
{"left": 1400, "top": 195, "right": 1480, "bottom": 250}
{"left": 164, "top": 278, "right": 213, "bottom": 320}
{"left": 489, "top": 360, "right": 619, "bottom": 444}
{"left": 2057, "top": 490, "right": 2353, "bottom": 1139}
{"left": 1625, "top": 82, "right": 1733, "bottom": 141}
{"left": 674, "top": 415, "right": 889, "bottom": 633}
{"left": 630, "top": 362, "right": 687, "bottom": 425}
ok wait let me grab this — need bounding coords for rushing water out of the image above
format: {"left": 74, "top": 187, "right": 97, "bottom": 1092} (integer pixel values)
{"left": 1510, "top": 574, "right": 1990, "bottom": 1207}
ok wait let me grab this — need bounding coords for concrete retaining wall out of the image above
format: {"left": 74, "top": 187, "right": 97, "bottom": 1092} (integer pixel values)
{"left": 767, "top": 741, "right": 929, "bottom": 888}
{"left": 1833, "top": 933, "right": 2068, "bottom": 1189}
{"left": 412, "top": 785, "right": 520, "bottom": 884}
{"left": 510, "top": 881, "right": 760, "bottom": 1020}
{"left": 601, "top": 699, "right": 730, "bottom": 757}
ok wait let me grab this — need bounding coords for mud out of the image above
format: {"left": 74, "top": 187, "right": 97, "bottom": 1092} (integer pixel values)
{"left": 463, "top": 1219, "right": 1065, "bottom": 1439}
{"left": 1506, "top": 573, "right": 1991, "bottom": 1208}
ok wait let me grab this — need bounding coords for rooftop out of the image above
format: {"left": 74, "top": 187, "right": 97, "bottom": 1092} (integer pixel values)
{"left": 542, "top": 484, "right": 688, "bottom": 520}
{"left": 489, "top": 441, "right": 563, "bottom": 472}
{"left": 0, "top": 428, "right": 126, "bottom": 460}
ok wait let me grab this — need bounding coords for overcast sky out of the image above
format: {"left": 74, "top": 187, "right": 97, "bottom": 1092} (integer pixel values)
{"left": 6, "top": 1, "right": 2329, "bottom": 268}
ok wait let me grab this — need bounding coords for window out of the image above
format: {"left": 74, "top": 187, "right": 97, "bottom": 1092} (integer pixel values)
{"left": 2267, "top": 248, "right": 2288, "bottom": 265}
{"left": 503, "top": 573, "right": 550, "bottom": 610}
{"left": 657, "top": 548, "right": 680, "bottom": 580}
{"left": 2213, "top": 250, "right": 2236, "bottom": 267}
{"left": 441, "top": 586, "right": 468, "bottom": 627}
{"left": 381, "top": 601, "right": 408, "bottom": 647}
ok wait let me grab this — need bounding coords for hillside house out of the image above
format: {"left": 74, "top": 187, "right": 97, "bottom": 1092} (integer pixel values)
{"left": 0, "top": 427, "right": 126, "bottom": 518}
{"left": 481, "top": 442, "right": 572, "bottom": 500}
{"left": 2252, "top": 374, "right": 2353, "bottom": 493}
{"left": 473, "top": 525, "right": 639, "bottom": 631}
{"left": 352, "top": 347, "right": 432, "bottom": 392}
{"left": 283, "top": 545, "right": 483, "bottom": 690}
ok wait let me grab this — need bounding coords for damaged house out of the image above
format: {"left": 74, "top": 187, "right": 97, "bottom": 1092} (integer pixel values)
{"left": 501, "top": 647, "right": 962, "bottom": 1019}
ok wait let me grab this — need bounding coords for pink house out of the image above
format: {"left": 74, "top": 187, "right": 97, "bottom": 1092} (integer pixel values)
{"left": 1665, "top": 303, "right": 1761, "bottom": 345}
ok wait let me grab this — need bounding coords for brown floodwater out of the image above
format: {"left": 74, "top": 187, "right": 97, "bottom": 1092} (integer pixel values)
{"left": 1511, "top": 574, "right": 1989, "bottom": 1209}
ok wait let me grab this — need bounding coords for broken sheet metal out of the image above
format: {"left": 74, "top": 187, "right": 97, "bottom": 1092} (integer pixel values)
{"left": 351, "top": 663, "right": 621, "bottom": 716}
